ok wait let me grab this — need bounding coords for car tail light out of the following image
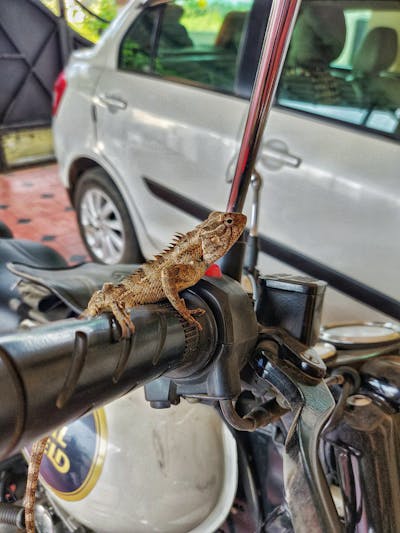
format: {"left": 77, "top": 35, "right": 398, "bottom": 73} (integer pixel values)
{"left": 52, "top": 71, "right": 67, "bottom": 116}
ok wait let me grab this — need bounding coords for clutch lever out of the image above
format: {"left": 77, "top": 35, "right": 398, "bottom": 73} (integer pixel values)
{"left": 250, "top": 333, "right": 342, "bottom": 533}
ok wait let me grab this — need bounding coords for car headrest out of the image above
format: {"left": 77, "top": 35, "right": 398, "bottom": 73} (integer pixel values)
{"left": 353, "top": 27, "right": 398, "bottom": 74}
{"left": 286, "top": 5, "right": 346, "bottom": 68}
{"left": 215, "top": 11, "right": 247, "bottom": 51}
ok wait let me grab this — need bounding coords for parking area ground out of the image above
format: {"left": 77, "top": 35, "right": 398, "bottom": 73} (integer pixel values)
{"left": 0, "top": 163, "right": 88, "bottom": 264}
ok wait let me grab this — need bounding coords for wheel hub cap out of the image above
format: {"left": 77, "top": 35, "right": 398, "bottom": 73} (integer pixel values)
{"left": 80, "top": 187, "right": 125, "bottom": 264}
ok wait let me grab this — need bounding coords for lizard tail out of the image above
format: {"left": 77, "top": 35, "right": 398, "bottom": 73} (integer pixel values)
{"left": 24, "top": 437, "right": 49, "bottom": 533}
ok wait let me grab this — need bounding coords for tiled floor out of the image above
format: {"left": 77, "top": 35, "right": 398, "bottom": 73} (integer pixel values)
{"left": 0, "top": 163, "right": 88, "bottom": 264}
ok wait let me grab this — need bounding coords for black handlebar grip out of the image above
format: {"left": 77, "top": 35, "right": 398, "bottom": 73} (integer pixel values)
{"left": 0, "top": 297, "right": 216, "bottom": 459}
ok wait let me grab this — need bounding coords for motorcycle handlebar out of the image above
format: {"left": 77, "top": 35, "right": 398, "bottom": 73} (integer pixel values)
{"left": 0, "top": 296, "right": 216, "bottom": 459}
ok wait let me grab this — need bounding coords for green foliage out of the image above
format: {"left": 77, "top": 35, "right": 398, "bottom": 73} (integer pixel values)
{"left": 76, "top": 0, "right": 117, "bottom": 41}
{"left": 120, "top": 39, "right": 165, "bottom": 74}
{"left": 40, "top": 0, "right": 118, "bottom": 42}
{"left": 178, "top": 0, "right": 251, "bottom": 33}
{"left": 120, "top": 40, "right": 151, "bottom": 71}
{"left": 40, "top": 0, "right": 60, "bottom": 15}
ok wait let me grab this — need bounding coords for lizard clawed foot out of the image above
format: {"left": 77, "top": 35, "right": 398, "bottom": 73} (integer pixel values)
{"left": 111, "top": 303, "right": 135, "bottom": 339}
{"left": 185, "top": 315, "right": 203, "bottom": 331}
{"left": 188, "top": 307, "right": 206, "bottom": 317}
{"left": 188, "top": 307, "right": 206, "bottom": 330}
{"left": 119, "top": 316, "right": 136, "bottom": 339}
{"left": 176, "top": 299, "right": 204, "bottom": 330}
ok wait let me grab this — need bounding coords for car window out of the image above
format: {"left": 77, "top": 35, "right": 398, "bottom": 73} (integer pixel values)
{"left": 276, "top": 1, "right": 400, "bottom": 140}
{"left": 119, "top": 8, "right": 160, "bottom": 73}
{"left": 119, "top": 1, "right": 255, "bottom": 95}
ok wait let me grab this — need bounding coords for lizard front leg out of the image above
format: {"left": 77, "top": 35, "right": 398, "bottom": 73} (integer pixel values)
{"left": 24, "top": 436, "right": 49, "bottom": 533}
{"left": 161, "top": 264, "right": 205, "bottom": 330}
{"left": 110, "top": 302, "right": 135, "bottom": 338}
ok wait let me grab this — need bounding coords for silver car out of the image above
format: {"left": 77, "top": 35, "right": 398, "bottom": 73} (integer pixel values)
{"left": 53, "top": 0, "right": 400, "bottom": 323}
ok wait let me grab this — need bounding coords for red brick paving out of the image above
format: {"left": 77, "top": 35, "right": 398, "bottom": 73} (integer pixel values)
{"left": 0, "top": 163, "right": 88, "bottom": 264}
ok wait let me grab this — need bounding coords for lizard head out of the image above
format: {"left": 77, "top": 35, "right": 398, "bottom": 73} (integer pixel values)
{"left": 200, "top": 211, "right": 247, "bottom": 264}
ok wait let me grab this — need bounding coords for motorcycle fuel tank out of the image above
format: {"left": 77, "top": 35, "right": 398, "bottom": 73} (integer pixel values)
{"left": 36, "top": 388, "right": 237, "bottom": 532}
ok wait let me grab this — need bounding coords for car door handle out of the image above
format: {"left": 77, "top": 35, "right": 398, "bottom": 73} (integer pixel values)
{"left": 98, "top": 93, "right": 127, "bottom": 111}
{"left": 225, "top": 139, "right": 301, "bottom": 182}
{"left": 261, "top": 139, "right": 301, "bottom": 170}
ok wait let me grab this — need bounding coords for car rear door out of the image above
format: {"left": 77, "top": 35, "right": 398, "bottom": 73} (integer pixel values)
{"left": 93, "top": 0, "right": 269, "bottom": 253}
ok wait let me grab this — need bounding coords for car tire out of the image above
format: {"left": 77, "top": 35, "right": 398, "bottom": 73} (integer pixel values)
{"left": 74, "top": 167, "right": 144, "bottom": 264}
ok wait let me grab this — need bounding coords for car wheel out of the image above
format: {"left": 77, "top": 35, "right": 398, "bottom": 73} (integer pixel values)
{"left": 74, "top": 167, "right": 144, "bottom": 264}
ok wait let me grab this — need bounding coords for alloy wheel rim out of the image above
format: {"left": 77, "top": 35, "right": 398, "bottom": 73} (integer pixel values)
{"left": 80, "top": 188, "right": 125, "bottom": 264}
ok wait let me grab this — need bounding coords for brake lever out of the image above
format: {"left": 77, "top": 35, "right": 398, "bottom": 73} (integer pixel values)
{"left": 250, "top": 336, "right": 342, "bottom": 533}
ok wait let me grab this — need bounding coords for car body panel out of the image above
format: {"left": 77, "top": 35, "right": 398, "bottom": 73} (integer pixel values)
{"left": 94, "top": 69, "right": 245, "bottom": 247}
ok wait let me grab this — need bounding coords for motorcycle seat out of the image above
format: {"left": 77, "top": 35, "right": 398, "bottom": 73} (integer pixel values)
{"left": 0, "top": 239, "right": 67, "bottom": 333}
{"left": 0, "top": 221, "right": 13, "bottom": 239}
{"left": 7, "top": 262, "right": 139, "bottom": 314}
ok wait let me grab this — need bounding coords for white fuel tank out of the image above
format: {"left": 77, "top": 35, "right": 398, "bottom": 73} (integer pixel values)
{"left": 38, "top": 388, "right": 237, "bottom": 532}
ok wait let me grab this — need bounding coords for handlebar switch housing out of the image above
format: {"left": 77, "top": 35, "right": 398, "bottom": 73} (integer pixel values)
{"left": 145, "top": 275, "right": 259, "bottom": 406}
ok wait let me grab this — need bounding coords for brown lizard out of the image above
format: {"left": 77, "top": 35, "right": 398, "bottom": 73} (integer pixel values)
{"left": 82, "top": 210, "right": 247, "bottom": 336}
{"left": 24, "top": 210, "right": 246, "bottom": 532}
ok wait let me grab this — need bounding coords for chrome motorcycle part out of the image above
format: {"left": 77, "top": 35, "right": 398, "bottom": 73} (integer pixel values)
{"left": 249, "top": 171, "right": 262, "bottom": 238}
{"left": 0, "top": 503, "right": 25, "bottom": 529}
{"left": 244, "top": 171, "right": 263, "bottom": 275}
{"left": 243, "top": 171, "right": 263, "bottom": 304}
{"left": 346, "top": 394, "right": 372, "bottom": 407}
{"left": 313, "top": 342, "right": 336, "bottom": 362}
{"left": 226, "top": 0, "right": 301, "bottom": 214}
{"left": 34, "top": 503, "right": 64, "bottom": 533}
{"left": 360, "top": 355, "right": 400, "bottom": 408}
{"left": 221, "top": 0, "right": 301, "bottom": 280}
{"left": 327, "top": 343, "right": 400, "bottom": 369}
{"left": 320, "top": 321, "right": 400, "bottom": 349}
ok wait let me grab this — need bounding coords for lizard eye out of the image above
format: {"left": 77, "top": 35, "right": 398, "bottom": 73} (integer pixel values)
{"left": 225, "top": 217, "right": 233, "bottom": 225}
